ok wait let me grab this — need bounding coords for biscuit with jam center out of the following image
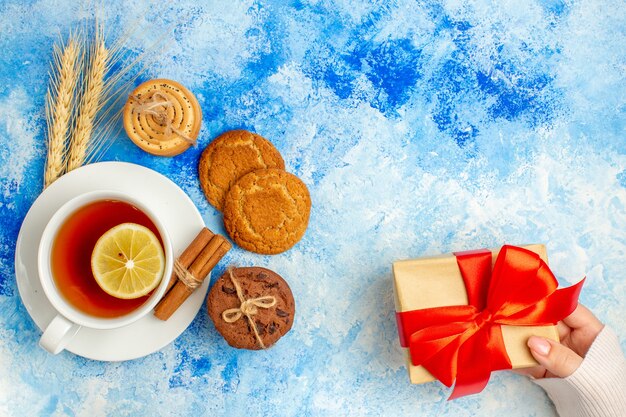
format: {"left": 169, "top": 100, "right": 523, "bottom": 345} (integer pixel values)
{"left": 198, "top": 130, "right": 285, "bottom": 212}
{"left": 207, "top": 267, "right": 295, "bottom": 350}
{"left": 223, "top": 168, "right": 311, "bottom": 254}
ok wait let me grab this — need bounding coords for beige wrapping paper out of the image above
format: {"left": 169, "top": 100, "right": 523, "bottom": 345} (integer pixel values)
{"left": 392, "top": 244, "right": 559, "bottom": 384}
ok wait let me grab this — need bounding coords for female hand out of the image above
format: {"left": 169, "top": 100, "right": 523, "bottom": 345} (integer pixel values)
{"left": 520, "top": 304, "right": 604, "bottom": 379}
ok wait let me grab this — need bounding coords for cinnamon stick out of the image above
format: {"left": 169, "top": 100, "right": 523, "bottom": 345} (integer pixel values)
{"left": 187, "top": 234, "right": 224, "bottom": 279}
{"left": 154, "top": 235, "right": 231, "bottom": 320}
{"left": 198, "top": 238, "right": 232, "bottom": 278}
{"left": 164, "top": 227, "right": 214, "bottom": 293}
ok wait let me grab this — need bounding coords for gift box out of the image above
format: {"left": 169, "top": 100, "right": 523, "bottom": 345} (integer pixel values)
{"left": 392, "top": 244, "right": 584, "bottom": 399}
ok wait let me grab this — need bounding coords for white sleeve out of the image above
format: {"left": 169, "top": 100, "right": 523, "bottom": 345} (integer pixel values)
{"left": 533, "top": 326, "right": 626, "bottom": 417}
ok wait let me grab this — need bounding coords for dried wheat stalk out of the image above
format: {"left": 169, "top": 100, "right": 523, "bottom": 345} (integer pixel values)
{"left": 67, "top": 28, "right": 108, "bottom": 172}
{"left": 44, "top": 35, "right": 81, "bottom": 187}
{"left": 43, "top": 16, "right": 177, "bottom": 184}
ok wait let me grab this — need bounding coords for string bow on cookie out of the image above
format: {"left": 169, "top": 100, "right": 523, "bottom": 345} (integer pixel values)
{"left": 131, "top": 92, "right": 195, "bottom": 144}
{"left": 221, "top": 268, "right": 277, "bottom": 348}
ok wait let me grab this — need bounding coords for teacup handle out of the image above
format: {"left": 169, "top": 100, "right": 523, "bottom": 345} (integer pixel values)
{"left": 39, "top": 315, "right": 80, "bottom": 354}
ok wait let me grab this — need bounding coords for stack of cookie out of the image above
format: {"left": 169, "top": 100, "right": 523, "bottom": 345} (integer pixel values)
{"left": 198, "top": 130, "right": 311, "bottom": 255}
{"left": 207, "top": 267, "right": 295, "bottom": 350}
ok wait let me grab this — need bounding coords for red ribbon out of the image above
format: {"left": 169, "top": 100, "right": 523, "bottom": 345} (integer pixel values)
{"left": 395, "top": 245, "right": 585, "bottom": 399}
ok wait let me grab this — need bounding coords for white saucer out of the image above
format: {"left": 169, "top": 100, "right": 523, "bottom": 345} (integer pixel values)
{"left": 15, "top": 161, "right": 208, "bottom": 361}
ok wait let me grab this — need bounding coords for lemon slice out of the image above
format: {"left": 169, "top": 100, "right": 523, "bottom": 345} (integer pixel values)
{"left": 91, "top": 223, "right": 165, "bottom": 299}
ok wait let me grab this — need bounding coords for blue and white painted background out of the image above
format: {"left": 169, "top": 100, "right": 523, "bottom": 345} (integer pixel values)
{"left": 1, "top": 1, "right": 624, "bottom": 416}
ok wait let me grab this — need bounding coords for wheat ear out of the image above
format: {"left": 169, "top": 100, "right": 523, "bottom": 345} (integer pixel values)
{"left": 67, "top": 27, "right": 108, "bottom": 172}
{"left": 44, "top": 35, "right": 80, "bottom": 187}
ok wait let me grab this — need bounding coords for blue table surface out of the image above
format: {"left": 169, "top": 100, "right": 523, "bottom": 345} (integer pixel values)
{"left": 1, "top": 1, "right": 624, "bottom": 416}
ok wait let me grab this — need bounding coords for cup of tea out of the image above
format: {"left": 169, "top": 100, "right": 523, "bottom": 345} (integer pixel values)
{"left": 37, "top": 189, "right": 174, "bottom": 354}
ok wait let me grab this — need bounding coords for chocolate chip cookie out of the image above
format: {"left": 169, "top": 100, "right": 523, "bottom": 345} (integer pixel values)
{"left": 207, "top": 267, "right": 295, "bottom": 350}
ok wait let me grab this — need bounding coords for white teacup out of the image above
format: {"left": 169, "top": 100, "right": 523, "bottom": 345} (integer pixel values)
{"left": 37, "top": 190, "right": 173, "bottom": 354}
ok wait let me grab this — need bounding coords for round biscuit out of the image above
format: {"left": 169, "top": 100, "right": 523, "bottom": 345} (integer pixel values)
{"left": 198, "top": 130, "right": 285, "bottom": 212}
{"left": 223, "top": 169, "right": 311, "bottom": 255}
{"left": 123, "top": 79, "right": 202, "bottom": 156}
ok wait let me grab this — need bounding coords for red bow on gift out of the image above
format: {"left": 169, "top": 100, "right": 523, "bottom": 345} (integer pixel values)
{"left": 395, "top": 245, "right": 585, "bottom": 399}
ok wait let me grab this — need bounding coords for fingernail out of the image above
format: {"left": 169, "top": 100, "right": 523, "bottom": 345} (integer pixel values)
{"left": 528, "top": 337, "right": 551, "bottom": 356}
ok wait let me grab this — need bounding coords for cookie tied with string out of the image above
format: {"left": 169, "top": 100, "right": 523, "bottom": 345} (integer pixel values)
{"left": 123, "top": 79, "right": 202, "bottom": 156}
{"left": 207, "top": 267, "right": 295, "bottom": 350}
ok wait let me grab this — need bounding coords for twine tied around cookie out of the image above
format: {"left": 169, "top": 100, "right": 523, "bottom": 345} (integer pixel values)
{"left": 131, "top": 92, "right": 195, "bottom": 144}
{"left": 221, "top": 268, "right": 277, "bottom": 348}
{"left": 174, "top": 259, "right": 203, "bottom": 290}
